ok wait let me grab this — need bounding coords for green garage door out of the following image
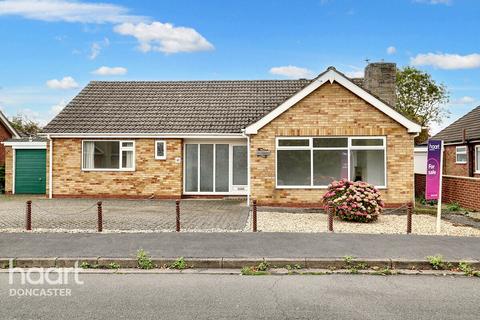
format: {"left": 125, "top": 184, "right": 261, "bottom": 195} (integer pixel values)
{"left": 15, "top": 149, "right": 46, "bottom": 194}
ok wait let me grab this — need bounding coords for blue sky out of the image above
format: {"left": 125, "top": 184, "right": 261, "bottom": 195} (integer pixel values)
{"left": 0, "top": 0, "right": 479, "bottom": 134}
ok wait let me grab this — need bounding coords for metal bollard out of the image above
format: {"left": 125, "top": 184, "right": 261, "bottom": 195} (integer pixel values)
{"left": 407, "top": 202, "right": 413, "bottom": 234}
{"left": 25, "top": 200, "right": 32, "bottom": 231}
{"left": 327, "top": 207, "right": 334, "bottom": 232}
{"left": 176, "top": 200, "right": 180, "bottom": 232}
{"left": 97, "top": 201, "right": 103, "bottom": 232}
{"left": 252, "top": 200, "right": 257, "bottom": 232}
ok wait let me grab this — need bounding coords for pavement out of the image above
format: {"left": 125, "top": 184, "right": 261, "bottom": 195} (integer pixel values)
{"left": 0, "top": 197, "right": 249, "bottom": 231}
{"left": 2, "top": 274, "right": 479, "bottom": 319}
{"left": 1, "top": 232, "right": 479, "bottom": 261}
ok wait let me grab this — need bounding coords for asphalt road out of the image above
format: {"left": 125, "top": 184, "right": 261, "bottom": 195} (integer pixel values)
{"left": 1, "top": 273, "right": 479, "bottom": 319}
{"left": 1, "top": 232, "right": 480, "bottom": 260}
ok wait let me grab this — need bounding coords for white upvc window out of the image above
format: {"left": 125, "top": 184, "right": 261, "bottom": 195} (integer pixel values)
{"left": 455, "top": 146, "right": 467, "bottom": 164}
{"left": 155, "top": 140, "right": 167, "bottom": 160}
{"left": 82, "top": 140, "right": 135, "bottom": 171}
{"left": 475, "top": 146, "right": 480, "bottom": 173}
{"left": 276, "top": 137, "right": 386, "bottom": 188}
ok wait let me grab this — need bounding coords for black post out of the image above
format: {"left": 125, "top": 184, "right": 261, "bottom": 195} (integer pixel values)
{"left": 176, "top": 200, "right": 180, "bottom": 232}
{"left": 25, "top": 200, "right": 32, "bottom": 231}
{"left": 97, "top": 201, "right": 103, "bottom": 232}
{"left": 252, "top": 200, "right": 257, "bottom": 232}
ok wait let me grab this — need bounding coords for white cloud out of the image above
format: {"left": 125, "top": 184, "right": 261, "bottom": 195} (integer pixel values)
{"left": 89, "top": 37, "right": 110, "bottom": 60}
{"left": 450, "top": 96, "right": 476, "bottom": 105}
{"left": 114, "top": 22, "right": 214, "bottom": 54}
{"left": 387, "top": 46, "right": 397, "bottom": 55}
{"left": 0, "top": 0, "right": 145, "bottom": 24}
{"left": 411, "top": 53, "right": 480, "bottom": 69}
{"left": 414, "top": 0, "right": 452, "bottom": 5}
{"left": 269, "top": 65, "right": 313, "bottom": 79}
{"left": 50, "top": 99, "right": 67, "bottom": 116}
{"left": 345, "top": 70, "right": 364, "bottom": 78}
{"left": 92, "top": 66, "right": 127, "bottom": 76}
{"left": 46, "top": 76, "right": 79, "bottom": 90}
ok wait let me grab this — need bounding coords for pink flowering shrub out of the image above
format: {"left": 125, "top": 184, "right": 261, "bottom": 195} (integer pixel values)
{"left": 322, "top": 179, "right": 384, "bottom": 223}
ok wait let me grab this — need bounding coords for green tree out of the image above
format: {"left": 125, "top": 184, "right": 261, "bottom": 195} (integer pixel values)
{"left": 396, "top": 66, "right": 449, "bottom": 144}
{"left": 10, "top": 113, "right": 42, "bottom": 136}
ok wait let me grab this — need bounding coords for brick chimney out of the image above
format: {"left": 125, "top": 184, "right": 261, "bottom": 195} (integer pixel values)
{"left": 363, "top": 62, "right": 397, "bottom": 107}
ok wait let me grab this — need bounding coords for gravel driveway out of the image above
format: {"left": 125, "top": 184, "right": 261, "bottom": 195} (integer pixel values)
{"left": 0, "top": 196, "right": 249, "bottom": 232}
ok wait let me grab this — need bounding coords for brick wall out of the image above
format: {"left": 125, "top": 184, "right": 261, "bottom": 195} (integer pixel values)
{"left": 443, "top": 144, "right": 480, "bottom": 178}
{"left": 443, "top": 145, "right": 468, "bottom": 176}
{"left": 4, "top": 146, "right": 12, "bottom": 193}
{"left": 415, "top": 173, "right": 480, "bottom": 210}
{"left": 0, "top": 122, "right": 13, "bottom": 166}
{"left": 48, "top": 138, "right": 183, "bottom": 198}
{"left": 250, "top": 82, "right": 415, "bottom": 207}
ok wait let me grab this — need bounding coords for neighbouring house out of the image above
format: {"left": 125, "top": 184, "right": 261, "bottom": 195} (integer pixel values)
{"left": 3, "top": 62, "right": 422, "bottom": 207}
{"left": 414, "top": 106, "right": 480, "bottom": 210}
{"left": 0, "top": 110, "right": 20, "bottom": 166}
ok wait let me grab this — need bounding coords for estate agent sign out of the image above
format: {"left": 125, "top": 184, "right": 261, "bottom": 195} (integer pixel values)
{"left": 425, "top": 140, "right": 443, "bottom": 200}
{"left": 425, "top": 139, "right": 444, "bottom": 233}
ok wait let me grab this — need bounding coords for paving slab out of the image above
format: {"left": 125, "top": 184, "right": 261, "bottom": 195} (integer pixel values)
{"left": 0, "top": 232, "right": 479, "bottom": 261}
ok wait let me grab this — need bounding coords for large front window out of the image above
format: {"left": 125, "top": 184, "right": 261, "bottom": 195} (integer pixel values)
{"left": 82, "top": 140, "right": 134, "bottom": 170}
{"left": 276, "top": 137, "right": 386, "bottom": 188}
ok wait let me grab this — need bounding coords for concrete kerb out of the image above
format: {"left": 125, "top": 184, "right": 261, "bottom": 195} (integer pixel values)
{"left": 1, "top": 257, "right": 479, "bottom": 270}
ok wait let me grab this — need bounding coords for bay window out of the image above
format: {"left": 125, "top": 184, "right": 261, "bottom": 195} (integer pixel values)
{"left": 82, "top": 140, "right": 135, "bottom": 171}
{"left": 276, "top": 137, "right": 386, "bottom": 188}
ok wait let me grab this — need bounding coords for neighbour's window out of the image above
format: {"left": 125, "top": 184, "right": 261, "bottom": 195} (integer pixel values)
{"left": 276, "top": 137, "right": 386, "bottom": 187}
{"left": 476, "top": 146, "right": 480, "bottom": 173}
{"left": 456, "top": 146, "right": 467, "bottom": 164}
{"left": 82, "top": 140, "right": 134, "bottom": 170}
{"left": 155, "top": 140, "right": 167, "bottom": 160}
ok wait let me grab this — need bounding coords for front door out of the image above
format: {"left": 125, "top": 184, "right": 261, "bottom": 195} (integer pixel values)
{"left": 184, "top": 142, "right": 248, "bottom": 195}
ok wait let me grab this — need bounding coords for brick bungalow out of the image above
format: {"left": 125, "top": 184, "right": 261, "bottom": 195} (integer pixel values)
{"left": 3, "top": 63, "right": 421, "bottom": 206}
{"left": 415, "top": 106, "right": 480, "bottom": 210}
{"left": 0, "top": 110, "right": 20, "bottom": 166}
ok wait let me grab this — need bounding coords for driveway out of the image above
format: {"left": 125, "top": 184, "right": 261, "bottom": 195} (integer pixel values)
{"left": 0, "top": 196, "right": 250, "bottom": 231}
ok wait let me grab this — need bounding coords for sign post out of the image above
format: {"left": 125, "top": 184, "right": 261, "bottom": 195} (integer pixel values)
{"left": 425, "top": 140, "right": 444, "bottom": 234}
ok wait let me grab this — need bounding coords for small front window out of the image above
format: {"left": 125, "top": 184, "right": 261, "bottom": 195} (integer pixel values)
{"left": 155, "top": 140, "right": 166, "bottom": 160}
{"left": 83, "top": 140, "right": 134, "bottom": 170}
{"left": 456, "top": 146, "right": 467, "bottom": 164}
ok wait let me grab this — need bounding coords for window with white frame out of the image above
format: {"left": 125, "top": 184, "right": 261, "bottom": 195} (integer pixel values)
{"left": 276, "top": 137, "right": 386, "bottom": 188}
{"left": 82, "top": 140, "right": 134, "bottom": 170}
{"left": 456, "top": 146, "right": 467, "bottom": 164}
{"left": 476, "top": 146, "right": 480, "bottom": 173}
{"left": 155, "top": 140, "right": 166, "bottom": 160}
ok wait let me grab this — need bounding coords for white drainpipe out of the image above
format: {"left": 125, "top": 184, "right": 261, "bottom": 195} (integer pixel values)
{"left": 48, "top": 134, "right": 53, "bottom": 199}
{"left": 242, "top": 129, "right": 251, "bottom": 207}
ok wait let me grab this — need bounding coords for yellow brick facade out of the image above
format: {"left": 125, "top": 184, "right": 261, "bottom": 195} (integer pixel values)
{"left": 249, "top": 82, "right": 415, "bottom": 206}
{"left": 4, "top": 146, "right": 13, "bottom": 193}
{"left": 48, "top": 138, "right": 183, "bottom": 198}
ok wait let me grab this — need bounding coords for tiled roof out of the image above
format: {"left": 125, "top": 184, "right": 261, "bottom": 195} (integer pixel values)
{"left": 43, "top": 80, "right": 313, "bottom": 134}
{"left": 432, "top": 106, "right": 480, "bottom": 143}
{"left": 4, "top": 136, "right": 47, "bottom": 143}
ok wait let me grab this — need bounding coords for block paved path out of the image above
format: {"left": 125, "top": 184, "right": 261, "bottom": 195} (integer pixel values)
{"left": 0, "top": 198, "right": 249, "bottom": 231}
{"left": 0, "top": 232, "right": 479, "bottom": 260}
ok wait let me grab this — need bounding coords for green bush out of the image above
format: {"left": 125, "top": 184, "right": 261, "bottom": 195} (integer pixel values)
{"left": 447, "top": 202, "right": 461, "bottom": 212}
{"left": 170, "top": 257, "right": 187, "bottom": 270}
{"left": 137, "top": 249, "right": 154, "bottom": 269}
